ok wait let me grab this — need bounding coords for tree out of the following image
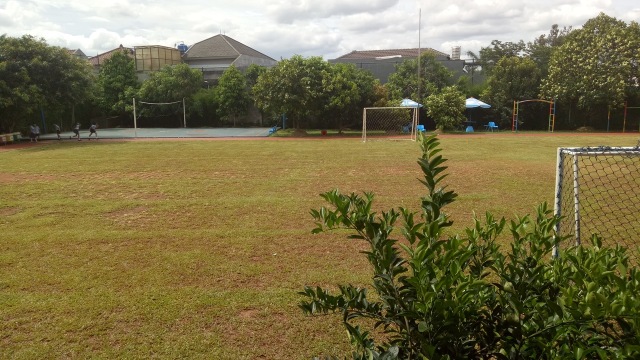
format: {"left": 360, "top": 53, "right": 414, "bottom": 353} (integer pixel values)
{"left": 322, "top": 63, "right": 379, "bottom": 132}
{"left": 478, "top": 40, "right": 526, "bottom": 76}
{"left": 245, "top": 64, "right": 267, "bottom": 88}
{"left": 0, "top": 35, "right": 94, "bottom": 132}
{"left": 138, "top": 63, "right": 203, "bottom": 103}
{"left": 253, "top": 55, "right": 330, "bottom": 129}
{"left": 386, "top": 52, "right": 453, "bottom": 102}
{"left": 425, "top": 86, "right": 466, "bottom": 131}
{"left": 136, "top": 63, "right": 203, "bottom": 125}
{"left": 97, "top": 50, "right": 139, "bottom": 116}
{"left": 525, "top": 24, "right": 572, "bottom": 78}
{"left": 302, "top": 134, "right": 640, "bottom": 359}
{"left": 541, "top": 13, "right": 639, "bottom": 114}
{"left": 190, "top": 88, "right": 219, "bottom": 127}
{"left": 245, "top": 64, "right": 269, "bottom": 126}
{"left": 214, "top": 65, "right": 250, "bottom": 127}
{"left": 482, "top": 57, "right": 542, "bottom": 128}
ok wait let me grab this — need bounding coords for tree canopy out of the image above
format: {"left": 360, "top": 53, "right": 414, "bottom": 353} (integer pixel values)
{"left": 0, "top": 35, "right": 94, "bottom": 132}
{"left": 214, "top": 65, "right": 250, "bottom": 126}
{"left": 482, "top": 57, "right": 542, "bottom": 128}
{"left": 97, "top": 50, "right": 139, "bottom": 116}
{"left": 386, "top": 52, "right": 453, "bottom": 102}
{"left": 541, "top": 13, "right": 640, "bottom": 110}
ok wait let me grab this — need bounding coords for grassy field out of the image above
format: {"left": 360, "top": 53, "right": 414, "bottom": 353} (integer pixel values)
{"left": 1, "top": 133, "right": 638, "bottom": 358}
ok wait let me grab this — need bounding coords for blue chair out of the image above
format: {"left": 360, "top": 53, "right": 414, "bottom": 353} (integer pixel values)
{"left": 416, "top": 124, "right": 425, "bottom": 132}
{"left": 486, "top": 121, "right": 498, "bottom": 132}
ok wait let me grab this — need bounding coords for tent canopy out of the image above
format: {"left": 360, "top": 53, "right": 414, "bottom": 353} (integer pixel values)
{"left": 465, "top": 97, "right": 491, "bottom": 109}
{"left": 400, "top": 98, "right": 423, "bottom": 107}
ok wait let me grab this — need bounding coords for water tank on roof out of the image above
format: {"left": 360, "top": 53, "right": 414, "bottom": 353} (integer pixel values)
{"left": 176, "top": 42, "right": 188, "bottom": 55}
{"left": 451, "top": 46, "right": 461, "bottom": 60}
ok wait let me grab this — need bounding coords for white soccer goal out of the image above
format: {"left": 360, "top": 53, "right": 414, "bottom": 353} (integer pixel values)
{"left": 554, "top": 146, "right": 640, "bottom": 259}
{"left": 132, "top": 98, "right": 186, "bottom": 134}
{"left": 362, "top": 107, "right": 418, "bottom": 142}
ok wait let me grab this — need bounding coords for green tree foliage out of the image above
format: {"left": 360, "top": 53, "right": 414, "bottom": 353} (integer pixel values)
{"left": 386, "top": 52, "right": 453, "bottom": 102}
{"left": 525, "top": 24, "right": 572, "bottom": 78}
{"left": 425, "top": 86, "right": 466, "bottom": 131}
{"left": 541, "top": 13, "right": 640, "bottom": 111}
{"left": 478, "top": 40, "right": 526, "bottom": 76}
{"left": 214, "top": 65, "right": 250, "bottom": 127}
{"left": 322, "top": 63, "right": 379, "bottom": 131}
{"left": 97, "top": 50, "right": 139, "bottom": 116}
{"left": 245, "top": 64, "right": 267, "bottom": 88}
{"left": 136, "top": 63, "right": 203, "bottom": 124}
{"left": 482, "top": 57, "right": 542, "bottom": 128}
{"left": 244, "top": 64, "right": 269, "bottom": 126}
{"left": 253, "top": 55, "right": 331, "bottom": 129}
{"left": 138, "top": 63, "right": 203, "bottom": 103}
{"left": 0, "top": 35, "right": 94, "bottom": 132}
{"left": 302, "top": 134, "right": 640, "bottom": 359}
{"left": 190, "top": 88, "right": 219, "bottom": 127}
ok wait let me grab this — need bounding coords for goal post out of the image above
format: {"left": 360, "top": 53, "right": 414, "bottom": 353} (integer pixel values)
{"left": 362, "top": 107, "right": 418, "bottom": 142}
{"left": 133, "top": 98, "right": 186, "bottom": 136}
{"left": 554, "top": 146, "right": 640, "bottom": 259}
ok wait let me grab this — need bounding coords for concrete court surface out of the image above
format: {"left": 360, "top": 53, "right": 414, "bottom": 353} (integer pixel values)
{"left": 38, "top": 127, "right": 272, "bottom": 140}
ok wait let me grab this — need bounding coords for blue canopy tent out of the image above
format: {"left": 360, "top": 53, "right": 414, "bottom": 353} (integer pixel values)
{"left": 464, "top": 97, "right": 491, "bottom": 132}
{"left": 465, "top": 97, "right": 491, "bottom": 109}
{"left": 400, "top": 98, "right": 423, "bottom": 107}
{"left": 400, "top": 99, "right": 423, "bottom": 132}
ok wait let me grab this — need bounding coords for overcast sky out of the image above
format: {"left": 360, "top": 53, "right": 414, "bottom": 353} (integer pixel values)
{"left": 1, "top": 0, "right": 638, "bottom": 60}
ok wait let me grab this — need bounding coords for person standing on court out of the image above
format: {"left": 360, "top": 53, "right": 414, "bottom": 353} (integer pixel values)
{"left": 88, "top": 123, "right": 98, "bottom": 140}
{"left": 54, "top": 124, "right": 61, "bottom": 140}
{"left": 29, "top": 124, "right": 37, "bottom": 142}
{"left": 70, "top": 122, "right": 81, "bottom": 141}
{"left": 34, "top": 124, "right": 40, "bottom": 141}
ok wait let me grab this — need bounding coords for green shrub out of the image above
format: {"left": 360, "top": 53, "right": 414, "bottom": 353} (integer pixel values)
{"left": 300, "top": 134, "right": 640, "bottom": 359}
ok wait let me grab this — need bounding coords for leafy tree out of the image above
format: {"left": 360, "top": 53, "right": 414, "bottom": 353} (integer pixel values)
{"left": 372, "top": 82, "right": 390, "bottom": 107}
{"left": 136, "top": 63, "right": 203, "bottom": 125}
{"left": 190, "top": 88, "right": 219, "bottom": 127}
{"left": 0, "top": 35, "right": 94, "bottom": 132}
{"left": 525, "top": 24, "right": 572, "bottom": 78}
{"left": 541, "top": 13, "right": 639, "bottom": 117}
{"left": 243, "top": 64, "right": 269, "bottom": 126}
{"left": 253, "top": 55, "right": 330, "bottom": 129}
{"left": 301, "top": 134, "right": 640, "bottom": 359}
{"left": 386, "top": 52, "right": 453, "bottom": 102}
{"left": 478, "top": 40, "right": 526, "bottom": 76}
{"left": 321, "top": 63, "right": 359, "bottom": 131}
{"left": 322, "top": 63, "right": 379, "bottom": 132}
{"left": 245, "top": 64, "right": 267, "bottom": 87}
{"left": 482, "top": 57, "right": 542, "bottom": 128}
{"left": 138, "top": 63, "right": 202, "bottom": 103}
{"left": 214, "top": 65, "right": 250, "bottom": 127}
{"left": 425, "top": 86, "right": 466, "bottom": 131}
{"left": 97, "top": 50, "right": 139, "bottom": 116}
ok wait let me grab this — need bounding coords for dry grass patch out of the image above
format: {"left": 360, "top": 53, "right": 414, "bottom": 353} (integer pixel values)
{"left": 0, "top": 133, "right": 638, "bottom": 358}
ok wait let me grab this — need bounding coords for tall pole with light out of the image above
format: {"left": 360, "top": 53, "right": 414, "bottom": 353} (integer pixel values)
{"left": 417, "top": 8, "right": 421, "bottom": 104}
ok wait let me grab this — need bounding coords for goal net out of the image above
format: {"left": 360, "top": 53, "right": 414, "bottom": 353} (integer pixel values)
{"left": 362, "top": 107, "right": 418, "bottom": 142}
{"left": 554, "top": 146, "right": 640, "bottom": 260}
{"left": 133, "top": 98, "right": 186, "bottom": 129}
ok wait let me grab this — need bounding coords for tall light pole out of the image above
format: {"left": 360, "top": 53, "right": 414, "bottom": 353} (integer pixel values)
{"left": 417, "top": 8, "right": 421, "bottom": 103}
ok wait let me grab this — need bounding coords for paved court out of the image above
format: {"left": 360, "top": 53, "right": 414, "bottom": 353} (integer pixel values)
{"left": 38, "top": 127, "right": 273, "bottom": 140}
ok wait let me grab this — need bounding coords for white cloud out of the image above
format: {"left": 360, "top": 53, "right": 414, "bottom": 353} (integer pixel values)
{"left": 0, "top": 0, "right": 637, "bottom": 60}
{"left": 267, "top": 0, "right": 400, "bottom": 23}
